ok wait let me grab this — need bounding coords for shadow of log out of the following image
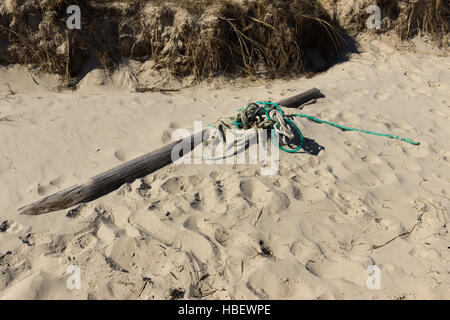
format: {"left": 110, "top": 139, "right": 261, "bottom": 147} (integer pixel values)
{"left": 300, "top": 137, "right": 325, "bottom": 156}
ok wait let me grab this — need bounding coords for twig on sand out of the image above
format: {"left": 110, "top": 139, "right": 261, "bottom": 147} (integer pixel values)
{"left": 191, "top": 272, "right": 218, "bottom": 298}
{"left": 371, "top": 224, "right": 418, "bottom": 250}
{"left": 254, "top": 208, "right": 263, "bottom": 225}
{"left": 6, "top": 83, "right": 16, "bottom": 96}
{"left": 135, "top": 87, "right": 181, "bottom": 93}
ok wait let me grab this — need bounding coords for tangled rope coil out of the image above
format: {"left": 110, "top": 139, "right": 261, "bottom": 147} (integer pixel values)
{"left": 226, "top": 101, "right": 420, "bottom": 153}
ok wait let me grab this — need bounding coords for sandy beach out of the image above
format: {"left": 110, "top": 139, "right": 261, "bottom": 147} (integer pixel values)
{"left": 0, "top": 36, "right": 449, "bottom": 299}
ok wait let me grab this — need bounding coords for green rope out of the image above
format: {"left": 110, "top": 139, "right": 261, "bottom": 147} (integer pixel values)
{"left": 273, "top": 118, "right": 304, "bottom": 153}
{"left": 290, "top": 113, "right": 421, "bottom": 146}
{"left": 226, "top": 101, "right": 420, "bottom": 154}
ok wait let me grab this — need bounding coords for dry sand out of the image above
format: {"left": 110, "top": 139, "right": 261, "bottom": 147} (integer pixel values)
{"left": 0, "top": 38, "right": 449, "bottom": 299}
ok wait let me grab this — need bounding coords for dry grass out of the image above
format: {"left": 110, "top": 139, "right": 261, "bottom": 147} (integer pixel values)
{"left": 95, "top": 0, "right": 219, "bottom": 13}
{"left": 147, "top": 0, "right": 345, "bottom": 78}
{"left": 0, "top": 24, "right": 68, "bottom": 75}
{"left": 373, "top": 0, "right": 448, "bottom": 46}
{"left": 0, "top": 0, "right": 447, "bottom": 83}
{"left": 397, "top": 0, "right": 449, "bottom": 45}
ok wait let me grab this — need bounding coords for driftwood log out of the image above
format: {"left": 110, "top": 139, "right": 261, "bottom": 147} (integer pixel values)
{"left": 18, "top": 88, "right": 323, "bottom": 215}
{"left": 278, "top": 88, "right": 324, "bottom": 108}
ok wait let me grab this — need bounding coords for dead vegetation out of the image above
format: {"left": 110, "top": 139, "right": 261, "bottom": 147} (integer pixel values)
{"left": 395, "top": 0, "right": 449, "bottom": 45}
{"left": 0, "top": 0, "right": 348, "bottom": 81}
{"left": 147, "top": 0, "right": 346, "bottom": 78}
{"left": 337, "top": 0, "right": 449, "bottom": 46}
{"left": 0, "top": 0, "right": 447, "bottom": 84}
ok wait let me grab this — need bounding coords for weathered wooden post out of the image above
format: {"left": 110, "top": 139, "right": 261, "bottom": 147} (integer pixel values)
{"left": 18, "top": 88, "right": 323, "bottom": 215}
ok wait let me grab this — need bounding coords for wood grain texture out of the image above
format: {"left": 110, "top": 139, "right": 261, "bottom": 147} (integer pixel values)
{"left": 277, "top": 88, "right": 324, "bottom": 108}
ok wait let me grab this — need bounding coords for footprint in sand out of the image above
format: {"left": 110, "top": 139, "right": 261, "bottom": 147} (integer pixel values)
{"left": 0, "top": 220, "right": 10, "bottom": 232}
{"left": 401, "top": 143, "right": 430, "bottom": 158}
{"left": 214, "top": 226, "right": 230, "bottom": 247}
{"left": 37, "top": 184, "right": 46, "bottom": 195}
{"left": 246, "top": 269, "right": 296, "bottom": 299}
{"left": 290, "top": 239, "right": 323, "bottom": 263}
{"left": 162, "top": 121, "right": 191, "bottom": 143}
{"left": 182, "top": 215, "right": 204, "bottom": 231}
{"left": 34, "top": 177, "right": 64, "bottom": 196}
{"left": 404, "top": 69, "right": 424, "bottom": 84}
{"left": 305, "top": 258, "right": 367, "bottom": 285}
{"left": 168, "top": 121, "right": 186, "bottom": 129}
{"left": 429, "top": 108, "right": 448, "bottom": 120}
{"left": 374, "top": 217, "right": 403, "bottom": 233}
{"left": 372, "top": 91, "right": 390, "bottom": 101}
{"left": 65, "top": 203, "right": 93, "bottom": 219}
{"left": 0, "top": 271, "right": 84, "bottom": 299}
{"left": 299, "top": 184, "right": 327, "bottom": 202}
{"left": 360, "top": 154, "right": 383, "bottom": 165}
{"left": 327, "top": 214, "right": 347, "bottom": 224}
{"left": 49, "top": 176, "right": 63, "bottom": 186}
{"left": 18, "top": 233, "right": 66, "bottom": 251}
{"left": 64, "top": 232, "right": 97, "bottom": 258}
{"left": 161, "top": 129, "right": 175, "bottom": 144}
{"left": 396, "top": 83, "right": 407, "bottom": 90}
{"left": 436, "top": 174, "right": 450, "bottom": 184}
{"left": 162, "top": 177, "right": 186, "bottom": 194}
{"left": 114, "top": 150, "right": 127, "bottom": 162}
{"left": 188, "top": 174, "right": 202, "bottom": 185}
{"left": 1, "top": 220, "right": 24, "bottom": 234}
{"left": 435, "top": 149, "right": 450, "bottom": 164}
{"left": 239, "top": 179, "right": 290, "bottom": 214}
{"left": 282, "top": 184, "right": 302, "bottom": 200}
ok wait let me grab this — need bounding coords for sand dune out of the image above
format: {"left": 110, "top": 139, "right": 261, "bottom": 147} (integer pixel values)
{"left": 0, "top": 38, "right": 449, "bottom": 299}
